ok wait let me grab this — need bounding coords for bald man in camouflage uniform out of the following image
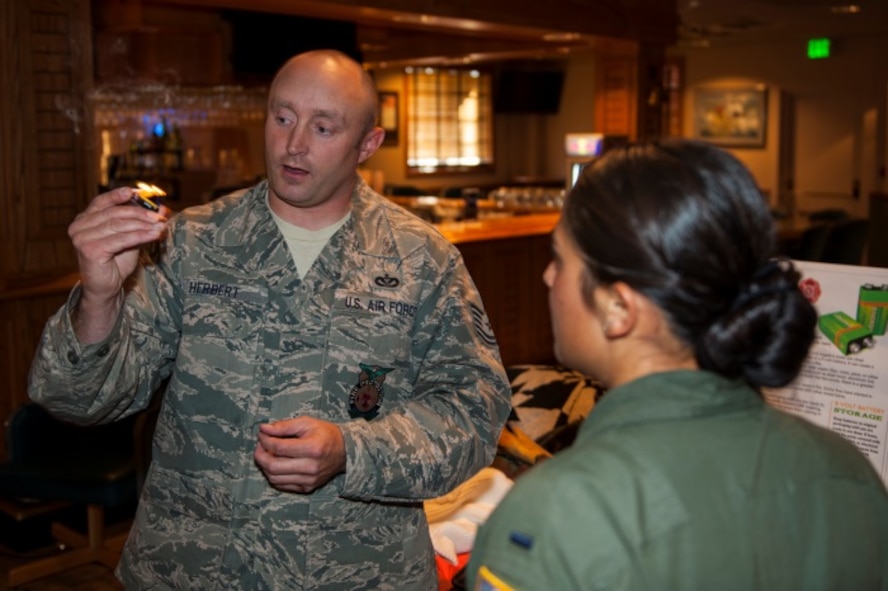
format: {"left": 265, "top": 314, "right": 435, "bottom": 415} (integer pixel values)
{"left": 28, "top": 50, "right": 511, "bottom": 590}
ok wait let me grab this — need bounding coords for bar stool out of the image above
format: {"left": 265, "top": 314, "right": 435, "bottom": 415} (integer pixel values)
{"left": 0, "top": 404, "right": 141, "bottom": 587}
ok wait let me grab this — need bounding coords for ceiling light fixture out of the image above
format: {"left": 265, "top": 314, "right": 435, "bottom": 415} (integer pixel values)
{"left": 542, "top": 32, "right": 581, "bottom": 42}
{"left": 830, "top": 4, "right": 861, "bottom": 14}
{"left": 392, "top": 13, "right": 438, "bottom": 24}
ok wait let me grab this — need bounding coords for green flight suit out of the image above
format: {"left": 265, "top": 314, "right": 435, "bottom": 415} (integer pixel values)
{"left": 468, "top": 370, "right": 888, "bottom": 591}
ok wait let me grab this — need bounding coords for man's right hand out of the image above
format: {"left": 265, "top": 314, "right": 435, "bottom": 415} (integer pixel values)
{"left": 69, "top": 186, "right": 169, "bottom": 344}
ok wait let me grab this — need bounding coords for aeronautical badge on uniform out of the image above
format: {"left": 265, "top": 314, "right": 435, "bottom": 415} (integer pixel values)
{"left": 348, "top": 363, "right": 394, "bottom": 420}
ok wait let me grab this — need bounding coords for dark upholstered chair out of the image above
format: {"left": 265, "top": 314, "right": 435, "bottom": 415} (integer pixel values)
{"left": 821, "top": 218, "right": 870, "bottom": 265}
{"left": 787, "top": 222, "right": 833, "bottom": 262}
{"left": 0, "top": 403, "right": 148, "bottom": 587}
{"left": 807, "top": 208, "right": 850, "bottom": 222}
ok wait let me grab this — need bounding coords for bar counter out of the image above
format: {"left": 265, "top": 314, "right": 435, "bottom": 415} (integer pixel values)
{"left": 436, "top": 212, "right": 559, "bottom": 244}
{"left": 439, "top": 213, "right": 557, "bottom": 367}
{"left": 436, "top": 207, "right": 811, "bottom": 244}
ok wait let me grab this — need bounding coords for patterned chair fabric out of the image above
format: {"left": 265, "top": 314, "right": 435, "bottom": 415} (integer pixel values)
{"left": 505, "top": 364, "right": 606, "bottom": 451}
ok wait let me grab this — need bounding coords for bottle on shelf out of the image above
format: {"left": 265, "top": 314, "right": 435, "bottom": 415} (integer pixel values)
{"left": 164, "top": 122, "right": 184, "bottom": 170}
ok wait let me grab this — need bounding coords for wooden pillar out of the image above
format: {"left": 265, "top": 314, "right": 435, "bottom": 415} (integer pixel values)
{"left": 0, "top": 0, "right": 95, "bottom": 459}
{"left": 593, "top": 40, "right": 668, "bottom": 142}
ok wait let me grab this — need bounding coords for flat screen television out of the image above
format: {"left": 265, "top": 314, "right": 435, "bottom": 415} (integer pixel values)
{"left": 493, "top": 66, "right": 565, "bottom": 114}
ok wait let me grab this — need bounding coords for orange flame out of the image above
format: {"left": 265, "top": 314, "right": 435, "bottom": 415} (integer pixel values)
{"left": 135, "top": 182, "right": 167, "bottom": 198}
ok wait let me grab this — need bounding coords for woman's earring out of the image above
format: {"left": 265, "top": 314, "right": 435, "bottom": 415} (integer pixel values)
{"left": 601, "top": 320, "right": 612, "bottom": 335}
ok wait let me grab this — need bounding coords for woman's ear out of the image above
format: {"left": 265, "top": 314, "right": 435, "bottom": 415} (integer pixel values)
{"left": 600, "top": 282, "right": 638, "bottom": 338}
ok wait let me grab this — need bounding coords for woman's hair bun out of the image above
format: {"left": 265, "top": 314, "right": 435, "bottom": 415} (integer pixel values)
{"left": 697, "top": 258, "right": 817, "bottom": 388}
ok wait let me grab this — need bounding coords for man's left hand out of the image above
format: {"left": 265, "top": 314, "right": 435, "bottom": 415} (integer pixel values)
{"left": 254, "top": 417, "right": 347, "bottom": 493}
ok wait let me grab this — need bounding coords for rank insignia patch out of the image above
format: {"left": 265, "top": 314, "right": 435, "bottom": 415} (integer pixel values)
{"left": 348, "top": 363, "right": 394, "bottom": 420}
{"left": 471, "top": 303, "right": 497, "bottom": 347}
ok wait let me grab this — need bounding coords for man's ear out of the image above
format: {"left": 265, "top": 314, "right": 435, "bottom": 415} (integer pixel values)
{"left": 358, "top": 126, "right": 385, "bottom": 163}
{"left": 602, "top": 282, "right": 638, "bottom": 338}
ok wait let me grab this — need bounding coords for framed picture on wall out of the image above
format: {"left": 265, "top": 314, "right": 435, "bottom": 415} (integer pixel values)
{"left": 378, "top": 92, "right": 399, "bottom": 146}
{"left": 693, "top": 86, "right": 767, "bottom": 148}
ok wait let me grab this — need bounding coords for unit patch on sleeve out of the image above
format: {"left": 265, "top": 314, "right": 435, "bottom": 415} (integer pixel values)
{"left": 348, "top": 363, "right": 394, "bottom": 420}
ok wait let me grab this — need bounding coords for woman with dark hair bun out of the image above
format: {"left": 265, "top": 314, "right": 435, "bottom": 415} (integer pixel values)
{"left": 467, "top": 139, "right": 888, "bottom": 590}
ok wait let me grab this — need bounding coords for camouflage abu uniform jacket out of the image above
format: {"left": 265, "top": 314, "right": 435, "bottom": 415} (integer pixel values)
{"left": 28, "top": 178, "right": 512, "bottom": 590}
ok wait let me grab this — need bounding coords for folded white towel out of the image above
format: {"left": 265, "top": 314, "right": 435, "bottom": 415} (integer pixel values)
{"left": 425, "top": 468, "right": 513, "bottom": 564}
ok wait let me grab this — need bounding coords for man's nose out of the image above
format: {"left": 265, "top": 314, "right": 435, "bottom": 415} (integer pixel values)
{"left": 287, "top": 127, "right": 308, "bottom": 155}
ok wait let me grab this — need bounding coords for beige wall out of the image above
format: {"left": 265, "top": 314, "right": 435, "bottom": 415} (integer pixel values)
{"left": 673, "top": 35, "right": 888, "bottom": 218}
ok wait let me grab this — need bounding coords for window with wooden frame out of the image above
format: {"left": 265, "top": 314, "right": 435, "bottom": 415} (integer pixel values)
{"left": 405, "top": 67, "right": 494, "bottom": 175}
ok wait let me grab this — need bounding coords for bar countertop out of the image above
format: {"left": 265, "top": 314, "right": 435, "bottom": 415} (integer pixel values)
{"left": 435, "top": 213, "right": 560, "bottom": 244}
{"left": 435, "top": 212, "right": 811, "bottom": 244}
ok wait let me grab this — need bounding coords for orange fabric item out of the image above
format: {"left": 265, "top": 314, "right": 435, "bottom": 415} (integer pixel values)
{"left": 436, "top": 552, "right": 470, "bottom": 591}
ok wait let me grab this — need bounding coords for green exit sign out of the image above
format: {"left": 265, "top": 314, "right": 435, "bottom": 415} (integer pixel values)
{"left": 808, "top": 38, "right": 831, "bottom": 59}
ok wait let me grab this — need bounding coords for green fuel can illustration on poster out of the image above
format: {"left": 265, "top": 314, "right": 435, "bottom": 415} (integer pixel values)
{"left": 819, "top": 311, "right": 875, "bottom": 355}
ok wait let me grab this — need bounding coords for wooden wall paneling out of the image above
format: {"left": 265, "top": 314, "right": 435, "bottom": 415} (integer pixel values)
{"left": 594, "top": 55, "right": 638, "bottom": 140}
{"left": 1, "top": 1, "right": 29, "bottom": 281}
{"left": 1, "top": 0, "right": 96, "bottom": 280}
{"left": 662, "top": 56, "right": 685, "bottom": 138}
{"left": 593, "top": 43, "right": 669, "bottom": 142}
{"left": 482, "top": 239, "right": 534, "bottom": 365}
{"left": 1, "top": 0, "right": 95, "bottom": 459}
{"left": 457, "top": 234, "right": 555, "bottom": 368}
{"left": 635, "top": 43, "right": 667, "bottom": 141}
{"left": 527, "top": 234, "right": 554, "bottom": 360}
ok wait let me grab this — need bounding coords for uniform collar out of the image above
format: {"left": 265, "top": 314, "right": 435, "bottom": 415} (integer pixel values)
{"left": 347, "top": 176, "right": 411, "bottom": 260}
{"left": 212, "top": 179, "right": 277, "bottom": 249}
{"left": 211, "top": 175, "right": 416, "bottom": 244}
{"left": 578, "top": 370, "right": 763, "bottom": 442}
{"left": 207, "top": 177, "right": 423, "bottom": 283}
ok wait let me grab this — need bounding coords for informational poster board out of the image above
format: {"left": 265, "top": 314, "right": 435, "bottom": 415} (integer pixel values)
{"left": 763, "top": 261, "right": 888, "bottom": 487}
